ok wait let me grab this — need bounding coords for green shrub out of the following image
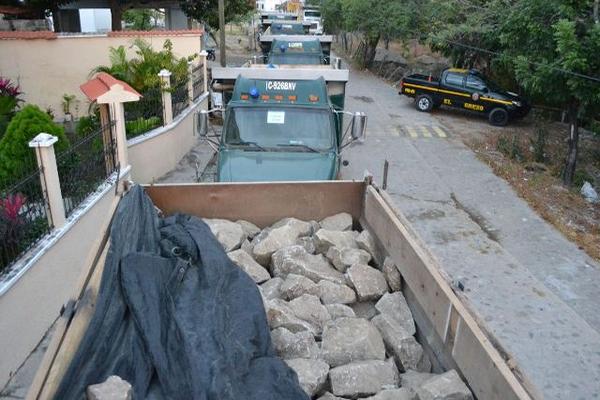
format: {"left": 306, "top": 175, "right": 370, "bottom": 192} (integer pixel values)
{"left": 126, "top": 116, "right": 161, "bottom": 137}
{"left": 0, "top": 105, "right": 70, "bottom": 183}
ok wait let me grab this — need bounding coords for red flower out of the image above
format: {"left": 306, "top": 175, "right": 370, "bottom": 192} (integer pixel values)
{"left": 0, "top": 193, "right": 27, "bottom": 222}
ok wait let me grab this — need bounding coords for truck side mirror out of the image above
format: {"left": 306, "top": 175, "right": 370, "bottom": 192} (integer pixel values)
{"left": 351, "top": 112, "right": 367, "bottom": 140}
{"left": 196, "top": 110, "right": 209, "bottom": 137}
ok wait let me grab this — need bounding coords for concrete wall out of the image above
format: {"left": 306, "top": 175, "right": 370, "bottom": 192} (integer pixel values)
{"left": 0, "top": 179, "right": 122, "bottom": 388}
{"left": 128, "top": 93, "right": 208, "bottom": 183}
{"left": 0, "top": 30, "right": 202, "bottom": 120}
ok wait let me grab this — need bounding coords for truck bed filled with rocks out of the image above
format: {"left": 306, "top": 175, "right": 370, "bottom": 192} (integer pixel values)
{"left": 206, "top": 212, "right": 475, "bottom": 400}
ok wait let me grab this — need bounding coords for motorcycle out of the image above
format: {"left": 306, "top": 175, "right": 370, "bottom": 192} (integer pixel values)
{"left": 206, "top": 48, "right": 216, "bottom": 61}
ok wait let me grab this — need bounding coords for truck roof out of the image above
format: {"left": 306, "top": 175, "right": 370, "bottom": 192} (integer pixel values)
{"left": 212, "top": 67, "right": 349, "bottom": 83}
{"left": 230, "top": 75, "right": 329, "bottom": 107}
{"left": 260, "top": 34, "right": 333, "bottom": 44}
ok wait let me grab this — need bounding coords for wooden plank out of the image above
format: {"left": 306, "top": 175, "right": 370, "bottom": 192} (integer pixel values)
{"left": 144, "top": 181, "right": 365, "bottom": 228}
{"left": 27, "top": 194, "right": 121, "bottom": 400}
{"left": 362, "top": 186, "right": 534, "bottom": 400}
{"left": 37, "top": 246, "right": 108, "bottom": 400}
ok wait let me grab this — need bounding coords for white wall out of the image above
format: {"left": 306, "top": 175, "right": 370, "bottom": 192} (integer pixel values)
{"left": 79, "top": 8, "right": 111, "bottom": 33}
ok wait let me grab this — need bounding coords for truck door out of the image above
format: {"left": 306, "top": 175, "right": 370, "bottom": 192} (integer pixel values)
{"left": 441, "top": 71, "right": 467, "bottom": 109}
{"left": 463, "top": 75, "right": 487, "bottom": 114}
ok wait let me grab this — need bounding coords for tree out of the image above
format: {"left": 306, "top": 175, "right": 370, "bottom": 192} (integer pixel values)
{"left": 322, "top": 0, "right": 420, "bottom": 68}
{"left": 179, "top": 0, "right": 253, "bottom": 30}
{"left": 122, "top": 9, "right": 163, "bottom": 31}
{"left": 498, "top": 0, "right": 600, "bottom": 186}
{"left": 0, "top": 105, "right": 69, "bottom": 183}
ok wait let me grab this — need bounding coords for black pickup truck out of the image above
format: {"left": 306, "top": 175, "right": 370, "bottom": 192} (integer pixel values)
{"left": 400, "top": 68, "right": 530, "bottom": 126}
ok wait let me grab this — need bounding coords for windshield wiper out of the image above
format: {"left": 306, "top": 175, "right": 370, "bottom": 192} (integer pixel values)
{"left": 229, "top": 141, "right": 266, "bottom": 151}
{"left": 276, "top": 143, "right": 320, "bottom": 153}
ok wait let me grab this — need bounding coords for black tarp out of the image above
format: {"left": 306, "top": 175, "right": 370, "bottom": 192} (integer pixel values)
{"left": 54, "top": 185, "right": 308, "bottom": 400}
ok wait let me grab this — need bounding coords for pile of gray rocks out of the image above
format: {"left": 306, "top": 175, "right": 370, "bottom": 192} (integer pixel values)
{"left": 204, "top": 213, "right": 475, "bottom": 400}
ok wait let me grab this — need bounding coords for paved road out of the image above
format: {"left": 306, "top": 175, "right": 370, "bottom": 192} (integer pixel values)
{"left": 340, "top": 67, "right": 600, "bottom": 399}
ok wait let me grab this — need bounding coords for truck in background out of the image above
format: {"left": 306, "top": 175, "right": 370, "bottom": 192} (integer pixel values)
{"left": 198, "top": 67, "right": 366, "bottom": 182}
{"left": 259, "top": 34, "right": 333, "bottom": 65}
{"left": 400, "top": 68, "right": 530, "bottom": 126}
{"left": 303, "top": 6, "right": 323, "bottom": 35}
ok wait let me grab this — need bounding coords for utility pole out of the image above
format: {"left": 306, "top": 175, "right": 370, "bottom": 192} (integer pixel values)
{"left": 219, "top": 0, "right": 226, "bottom": 66}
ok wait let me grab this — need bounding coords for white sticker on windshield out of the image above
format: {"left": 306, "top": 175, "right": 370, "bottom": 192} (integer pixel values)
{"left": 267, "top": 111, "right": 285, "bottom": 124}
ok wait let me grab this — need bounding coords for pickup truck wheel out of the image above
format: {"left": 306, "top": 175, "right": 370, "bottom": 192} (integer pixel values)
{"left": 416, "top": 95, "right": 434, "bottom": 112}
{"left": 489, "top": 108, "right": 509, "bottom": 126}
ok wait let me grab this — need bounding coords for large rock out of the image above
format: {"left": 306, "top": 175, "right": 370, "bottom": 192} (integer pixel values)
{"left": 260, "top": 277, "right": 283, "bottom": 300}
{"left": 365, "top": 388, "right": 414, "bottom": 400}
{"left": 400, "top": 369, "right": 436, "bottom": 396}
{"left": 326, "top": 246, "right": 371, "bottom": 272}
{"left": 416, "top": 370, "right": 473, "bottom": 400}
{"left": 314, "top": 229, "right": 358, "bottom": 254}
{"left": 581, "top": 181, "right": 599, "bottom": 204}
{"left": 87, "top": 375, "right": 132, "bottom": 400}
{"left": 227, "top": 249, "right": 270, "bottom": 284}
{"left": 347, "top": 264, "right": 389, "bottom": 301}
{"left": 280, "top": 274, "right": 320, "bottom": 300}
{"left": 236, "top": 219, "right": 261, "bottom": 239}
{"left": 372, "top": 314, "right": 424, "bottom": 372}
{"left": 329, "top": 359, "right": 399, "bottom": 397}
{"left": 382, "top": 257, "right": 402, "bottom": 292}
{"left": 326, "top": 303, "right": 356, "bottom": 319}
{"left": 355, "top": 230, "right": 381, "bottom": 264}
{"left": 271, "top": 327, "right": 319, "bottom": 359}
{"left": 320, "top": 212, "right": 353, "bottom": 231}
{"left": 350, "top": 301, "right": 378, "bottom": 319}
{"left": 252, "top": 218, "right": 312, "bottom": 265}
{"left": 286, "top": 358, "right": 330, "bottom": 398}
{"left": 204, "top": 218, "right": 246, "bottom": 252}
{"left": 375, "top": 292, "right": 416, "bottom": 335}
{"left": 296, "top": 236, "right": 317, "bottom": 254}
{"left": 288, "top": 294, "right": 331, "bottom": 334}
{"left": 317, "top": 280, "right": 357, "bottom": 305}
{"left": 272, "top": 245, "right": 346, "bottom": 284}
{"left": 321, "top": 317, "right": 385, "bottom": 367}
{"left": 266, "top": 299, "right": 316, "bottom": 334}
{"left": 317, "top": 392, "right": 345, "bottom": 400}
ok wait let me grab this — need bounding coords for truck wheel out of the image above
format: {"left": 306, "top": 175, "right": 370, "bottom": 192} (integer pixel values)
{"left": 415, "top": 95, "right": 434, "bottom": 112}
{"left": 489, "top": 108, "right": 509, "bottom": 126}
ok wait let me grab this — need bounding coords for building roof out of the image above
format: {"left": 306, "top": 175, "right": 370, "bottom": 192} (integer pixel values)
{"left": 80, "top": 72, "right": 141, "bottom": 102}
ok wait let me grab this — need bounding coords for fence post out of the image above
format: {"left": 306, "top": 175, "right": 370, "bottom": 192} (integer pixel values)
{"left": 200, "top": 50, "right": 208, "bottom": 93}
{"left": 110, "top": 102, "right": 129, "bottom": 169}
{"left": 158, "top": 69, "right": 173, "bottom": 125}
{"left": 187, "top": 61, "right": 195, "bottom": 106}
{"left": 28, "top": 133, "right": 66, "bottom": 228}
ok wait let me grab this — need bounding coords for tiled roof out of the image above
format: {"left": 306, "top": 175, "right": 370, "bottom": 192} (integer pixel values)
{"left": 0, "top": 31, "right": 57, "bottom": 40}
{"left": 80, "top": 72, "right": 141, "bottom": 102}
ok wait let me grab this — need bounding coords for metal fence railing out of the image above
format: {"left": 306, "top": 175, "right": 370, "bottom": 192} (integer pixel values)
{"left": 0, "top": 153, "right": 52, "bottom": 274}
{"left": 192, "top": 64, "right": 204, "bottom": 100}
{"left": 171, "top": 78, "right": 189, "bottom": 119}
{"left": 124, "top": 86, "right": 163, "bottom": 139}
{"left": 57, "top": 122, "right": 118, "bottom": 217}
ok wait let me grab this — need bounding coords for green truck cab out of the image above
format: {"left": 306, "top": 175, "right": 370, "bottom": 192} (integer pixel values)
{"left": 267, "top": 39, "right": 326, "bottom": 65}
{"left": 400, "top": 68, "right": 530, "bottom": 126}
{"left": 259, "top": 35, "right": 333, "bottom": 64}
{"left": 199, "top": 68, "right": 366, "bottom": 182}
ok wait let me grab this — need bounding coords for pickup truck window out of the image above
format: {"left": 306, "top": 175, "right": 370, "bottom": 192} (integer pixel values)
{"left": 225, "top": 107, "right": 334, "bottom": 150}
{"left": 445, "top": 72, "right": 465, "bottom": 87}
{"left": 466, "top": 75, "right": 486, "bottom": 91}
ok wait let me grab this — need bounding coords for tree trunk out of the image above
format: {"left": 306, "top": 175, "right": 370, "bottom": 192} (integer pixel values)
{"left": 562, "top": 99, "right": 580, "bottom": 187}
{"left": 363, "top": 34, "right": 380, "bottom": 69}
{"left": 594, "top": 0, "right": 599, "bottom": 23}
{"left": 110, "top": 0, "right": 122, "bottom": 31}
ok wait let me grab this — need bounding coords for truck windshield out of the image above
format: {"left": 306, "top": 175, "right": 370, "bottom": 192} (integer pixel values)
{"left": 304, "top": 11, "right": 321, "bottom": 18}
{"left": 225, "top": 107, "right": 333, "bottom": 151}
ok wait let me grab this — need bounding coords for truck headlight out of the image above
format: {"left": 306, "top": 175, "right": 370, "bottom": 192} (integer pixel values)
{"left": 512, "top": 101, "right": 522, "bottom": 107}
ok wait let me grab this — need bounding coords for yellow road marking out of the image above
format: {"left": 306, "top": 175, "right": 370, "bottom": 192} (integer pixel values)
{"left": 406, "top": 126, "right": 418, "bottom": 138}
{"left": 420, "top": 126, "right": 432, "bottom": 138}
{"left": 433, "top": 126, "right": 447, "bottom": 138}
